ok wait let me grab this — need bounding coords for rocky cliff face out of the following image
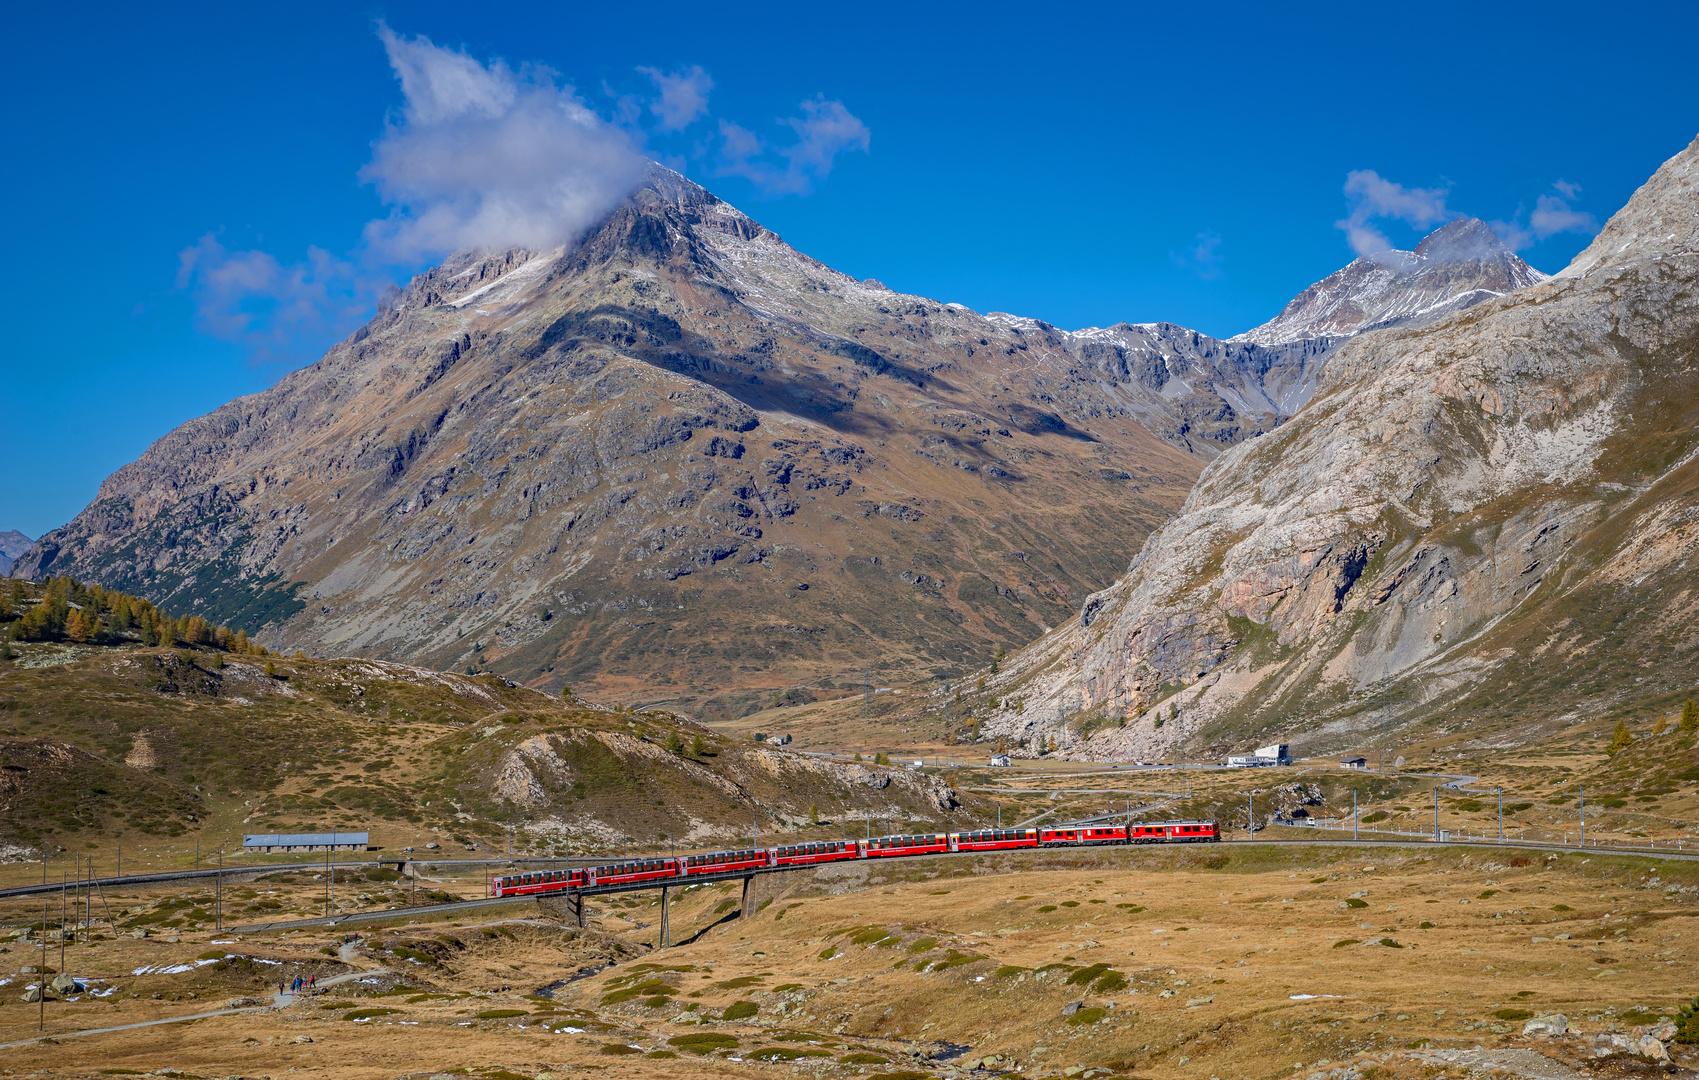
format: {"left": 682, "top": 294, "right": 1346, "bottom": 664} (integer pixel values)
{"left": 987, "top": 137, "right": 1699, "bottom": 761}
{"left": 18, "top": 169, "right": 1209, "bottom": 715}
{"left": 1019, "top": 220, "right": 1546, "bottom": 460}
{"left": 0, "top": 530, "right": 30, "bottom": 577}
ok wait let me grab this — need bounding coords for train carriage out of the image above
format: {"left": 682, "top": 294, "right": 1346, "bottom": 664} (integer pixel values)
{"left": 491, "top": 867, "right": 582, "bottom": 897}
{"left": 1040, "top": 824, "right": 1128, "bottom": 846}
{"left": 585, "top": 857, "right": 679, "bottom": 887}
{"left": 681, "top": 848, "right": 770, "bottom": 876}
{"left": 860, "top": 832, "right": 948, "bottom": 858}
{"left": 772, "top": 839, "right": 859, "bottom": 867}
{"left": 949, "top": 827, "right": 1039, "bottom": 852}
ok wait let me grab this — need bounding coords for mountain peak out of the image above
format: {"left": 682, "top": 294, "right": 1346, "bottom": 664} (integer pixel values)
{"left": 1231, "top": 218, "right": 1546, "bottom": 347}
{"left": 1412, "top": 217, "right": 1512, "bottom": 263}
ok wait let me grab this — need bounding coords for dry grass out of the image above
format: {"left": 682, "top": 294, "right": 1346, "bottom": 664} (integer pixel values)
{"left": 1, "top": 844, "right": 1695, "bottom": 1078}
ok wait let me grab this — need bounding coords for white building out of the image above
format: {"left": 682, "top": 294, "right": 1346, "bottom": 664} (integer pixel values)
{"left": 1227, "top": 742, "right": 1291, "bottom": 768}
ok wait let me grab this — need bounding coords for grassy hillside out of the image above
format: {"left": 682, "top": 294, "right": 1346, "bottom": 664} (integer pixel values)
{"left": 0, "top": 629, "right": 975, "bottom": 870}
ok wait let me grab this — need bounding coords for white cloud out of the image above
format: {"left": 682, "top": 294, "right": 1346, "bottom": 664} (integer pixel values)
{"left": 714, "top": 96, "right": 870, "bottom": 197}
{"left": 1529, "top": 192, "right": 1598, "bottom": 239}
{"left": 359, "top": 23, "right": 650, "bottom": 260}
{"left": 1334, "top": 169, "right": 1455, "bottom": 257}
{"left": 1170, "top": 231, "right": 1224, "bottom": 280}
{"left": 175, "top": 234, "right": 389, "bottom": 365}
{"left": 1490, "top": 182, "right": 1600, "bottom": 251}
{"left": 639, "top": 65, "right": 713, "bottom": 132}
{"left": 175, "top": 28, "right": 868, "bottom": 364}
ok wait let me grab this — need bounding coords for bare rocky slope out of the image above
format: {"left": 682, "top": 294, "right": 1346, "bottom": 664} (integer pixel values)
{"left": 15, "top": 172, "right": 1545, "bottom": 719}
{"left": 985, "top": 135, "right": 1699, "bottom": 762}
{"left": 0, "top": 530, "right": 30, "bottom": 577}
{"left": 19, "top": 169, "right": 1208, "bottom": 717}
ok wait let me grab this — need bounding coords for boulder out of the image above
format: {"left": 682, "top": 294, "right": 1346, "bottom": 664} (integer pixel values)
{"left": 1062, "top": 1000, "right": 1083, "bottom": 1017}
{"left": 1636, "top": 1035, "right": 1670, "bottom": 1062}
{"left": 1641, "top": 1019, "right": 1679, "bottom": 1042}
{"left": 49, "top": 973, "right": 78, "bottom": 994}
{"left": 1523, "top": 1013, "right": 1568, "bottom": 1038}
{"left": 20, "top": 984, "right": 43, "bottom": 1003}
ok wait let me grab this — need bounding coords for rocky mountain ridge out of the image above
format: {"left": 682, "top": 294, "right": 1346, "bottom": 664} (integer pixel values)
{"left": 14, "top": 172, "right": 1554, "bottom": 718}
{"left": 1233, "top": 217, "right": 1547, "bottom": 346}
{"left": 0, "top": 530, "right": 29, "bottom": 577}
{"left": 984, "top": 135, "right": 1699, "bottom": 762}
{"left": 17, "top": 168, "right": 1208, "bottom": 716}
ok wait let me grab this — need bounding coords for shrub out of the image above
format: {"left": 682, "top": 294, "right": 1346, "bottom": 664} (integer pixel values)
{"left": 342, "top": 1007, "right": 401, "bottom": 1021}
{"left": 475, "top": 1009, "right": 528, "bottom": 1019}
{"left": 1361, "top": 811, "right": 1390, "bottom": 824}
{"left": 1343, "top": 898, "right": 1368, "bottom": 909}
{"left": 669, "top": 1032, "right": 738, "bottom": 1053}
{"left": 721, "top": 1000, "right": 759, "bottom": 1021}
{"left": 599, "top": 1044, "right": 641, "bottom": 1055}
{"left": 1067, "top": 1007, "right": 1107, "bottom": 1026}
{"left": 1494, "top": 1008, "right": 1534, "bottom": 1021}
{"left": 1094, "top": 972, "right": 1128, "bottom": 994}
{"left": 1065, "top": 963, "right": 1113, "bottom": 986}
{"left": 838, "top": 1053, "right": 890, "bottom": 1065}
{"left": 1333, "top": 939, "right": 1361, "bottom": 948}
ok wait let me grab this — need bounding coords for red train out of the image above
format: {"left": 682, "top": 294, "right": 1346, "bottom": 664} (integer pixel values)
{"left": 489, "top": 819, "right": 1217, "bottom": 897}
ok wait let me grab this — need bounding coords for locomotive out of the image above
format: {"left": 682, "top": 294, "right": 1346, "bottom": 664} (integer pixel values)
{"left": 490, "top": 819, "right": 1217, "bottom": 897}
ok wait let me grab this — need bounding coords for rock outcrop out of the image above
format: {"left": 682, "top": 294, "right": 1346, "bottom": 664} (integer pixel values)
{"left": 987, "top": 136, "right": 1699, "bottom": 761}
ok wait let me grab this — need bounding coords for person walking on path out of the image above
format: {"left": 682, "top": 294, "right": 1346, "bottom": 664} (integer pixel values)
{"left": 309, "top": 974, "right": 316, "bottom": 992}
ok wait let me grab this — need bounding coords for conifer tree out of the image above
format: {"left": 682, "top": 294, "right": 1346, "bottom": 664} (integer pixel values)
{"left": 1683, "top": 699, "right": 1699, "bottom": 733}
{"left": 1607, "top": 719, "right": 1634, "bottom": 755}
{"left": 690, "top": 734, "right": 706, "bottom": 757}
{"left": 666, "top": 730, "right": 684, "bottom": 756}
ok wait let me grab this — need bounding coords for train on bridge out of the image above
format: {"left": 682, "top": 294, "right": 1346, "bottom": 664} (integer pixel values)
{"left": 491, "top": 819, "right": 1218, "bottom": 897}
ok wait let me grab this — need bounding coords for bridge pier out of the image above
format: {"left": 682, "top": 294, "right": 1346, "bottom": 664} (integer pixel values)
{"left": 538, "top": 892, "right": 585, "bottom": 927}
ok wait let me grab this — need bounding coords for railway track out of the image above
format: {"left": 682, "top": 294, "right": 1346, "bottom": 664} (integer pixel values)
{"left": 0, "top": 856, "right": 599, "bottom": 901}
{"left": 219, "top": 833, "right": 1699, "bottom": 935}
{"left": 9, "top": 833, "right": 1693, "bottom": 932}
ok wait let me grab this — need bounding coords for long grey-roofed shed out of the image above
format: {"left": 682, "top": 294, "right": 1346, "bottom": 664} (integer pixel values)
{"left": 243, "top": 832, "right": 370, "bottom": 853}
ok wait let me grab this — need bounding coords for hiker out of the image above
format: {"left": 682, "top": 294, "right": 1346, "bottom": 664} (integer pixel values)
{"left": 309, "top": 974, "right": 316, "bottom": 991}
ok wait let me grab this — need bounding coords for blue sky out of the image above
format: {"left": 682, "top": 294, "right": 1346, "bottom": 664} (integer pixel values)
{"left": 4, "top": 1, "right": 1697, "bottom": 539}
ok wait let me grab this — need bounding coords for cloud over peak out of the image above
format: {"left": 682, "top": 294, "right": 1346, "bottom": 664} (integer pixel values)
{"left": 361, "top": 24, "right": 651, "bottom": 260}
{"left": 1335, "top": 170, "right": 1455, "bottom": 258}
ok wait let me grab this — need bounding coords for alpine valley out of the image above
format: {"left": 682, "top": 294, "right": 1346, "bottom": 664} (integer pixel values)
{"left": 987, "top": 135, "right": 1699, "bottom": 762}
{"left": 13, "top": 165, "right": 1544, "bottom": 722}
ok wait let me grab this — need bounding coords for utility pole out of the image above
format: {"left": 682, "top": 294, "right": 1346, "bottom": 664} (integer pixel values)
{"left": 1433, "top": 788, "right": 1440, "bottom": 842}
{"left": 1579, "top": 786, "right": 1585, "bottom": 846}
{"left": 1352, "top": 789, "right": 1358, "bottom": 841}
{"left": 38, "top": 898, "right": 47, "bottom": 1030}
{"left": 1247, "top": 792, "right": 1254, "bottom": 839}
{"left": 1497, "top": 788, "right": 1504, "bottom": 842}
